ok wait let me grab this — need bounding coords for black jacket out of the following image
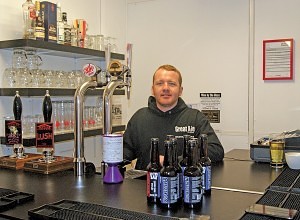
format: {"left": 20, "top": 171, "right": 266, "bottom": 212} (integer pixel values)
{"left": 123, "top": 96, "right": 224, "bottom": 170}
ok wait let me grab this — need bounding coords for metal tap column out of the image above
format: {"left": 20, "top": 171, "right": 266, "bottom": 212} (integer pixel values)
{"left": 74, "top": 80, "right": 97, "bottom": 176}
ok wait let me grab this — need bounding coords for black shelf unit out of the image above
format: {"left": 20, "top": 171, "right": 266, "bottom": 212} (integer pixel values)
{"left": 0, "top": 39, "right": 125, "bottom": 60}
{"left": 0, "top": 88, "right": 125, "bottom": 97}
{"left": 0, "top": 125, "right": 126, "bottom": 147}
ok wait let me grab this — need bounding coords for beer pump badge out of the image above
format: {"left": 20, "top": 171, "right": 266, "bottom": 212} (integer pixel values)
{"left": 35, "top": 122, "right": 54, "bottom": 148}
{"left": 5, "top": 120, "right": 22, "bottom": 145}
{"left": 83, "top": 63, "right": 97, "bottom": 77}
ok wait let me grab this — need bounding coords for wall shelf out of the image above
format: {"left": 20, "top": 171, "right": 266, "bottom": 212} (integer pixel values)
{"left": 0, "top": 88, "right": 125, "bottom": 97}
{"left": 0, "top": 39, "right": 125, "bottom": 60}
{"left": 0, "top": 125, "right": 126, "bottom": 147}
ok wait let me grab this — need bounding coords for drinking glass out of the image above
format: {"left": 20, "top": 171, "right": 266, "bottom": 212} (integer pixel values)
{"left": 269, "top": 133, "right": 285, "bottom": 169}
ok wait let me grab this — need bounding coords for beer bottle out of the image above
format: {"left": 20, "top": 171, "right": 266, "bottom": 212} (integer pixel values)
{"left": 146, "top": 138, "right": 162, "bottom": 204}
{"left": 43, "top": 90, "right": 52, "bottom": 122}
{"left": 160, "top": 140, "right": 178, "bottom": 209}
{"left": 199, "top": 134, "right": 212, "bottom": 195}
{"left": 171, "top": 137, "right": 182, "bottom": 203}
{"left": 13, "top": 91, "right": 22, "bottom": 120}
{"left": 180, "top": 135, "right": 191, "bottom": 175}
{"left": 183, "top": 139, "right": 203, "bottom": 208}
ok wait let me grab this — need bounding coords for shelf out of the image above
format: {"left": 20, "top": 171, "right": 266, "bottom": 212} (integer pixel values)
{"left": 0, "top": 125, "right": 126, "bottom": 147}
{"left": 0, "top": 39, "right": 125, "bottom": 60}
{"left": 0, "top": 88, "right": 125, "bottom": 97}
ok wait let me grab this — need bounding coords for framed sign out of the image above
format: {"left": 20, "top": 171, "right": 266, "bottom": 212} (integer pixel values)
{"left": 263, "top": 38, "right": 294, "bottom": 80}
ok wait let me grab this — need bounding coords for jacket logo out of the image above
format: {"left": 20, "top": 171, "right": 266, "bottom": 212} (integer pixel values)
{"left": 175, "top": 126, "right": 195, "bottom": 133}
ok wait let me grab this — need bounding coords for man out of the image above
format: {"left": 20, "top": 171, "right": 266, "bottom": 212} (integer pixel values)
{"left": 123, "top": 64, "right": 224, "bottom": 170}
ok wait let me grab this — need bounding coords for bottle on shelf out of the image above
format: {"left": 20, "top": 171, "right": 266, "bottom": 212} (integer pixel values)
{"left": 198, "top": 134, "right": 212, "bottom": 195}
{"left": 146, "top": 138, "right": 162, "bottom": 204}
{"left": 62, "top": 12, "right": 71, "bottom": 46}
{"left": 160, "top": 140, "right": 178, "bottom": 209}
{"left": 56, "top": 2, "right": 64, "bottom": 44}
{"left": 43, "top": 90, "right": 52, "bottom": 123}
{"left": 22, "top": 0, "right": 36, "bottom": 39}
{"left": 35, "top": 0, "right": 44, "bottom": 41}
{"left": 183, "top": 138, "right": 203, "bottom": 208}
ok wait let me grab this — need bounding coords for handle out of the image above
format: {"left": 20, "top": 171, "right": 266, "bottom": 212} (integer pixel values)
{"left": 13, "top": 91, "right": 22, "bottom": 120}
{"left": 43, "top": 90, "right": 52, "bottom": 122}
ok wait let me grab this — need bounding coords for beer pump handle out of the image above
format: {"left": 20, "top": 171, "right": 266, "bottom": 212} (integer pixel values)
{"left": 13, "top": 91, "right": 22, "bottom": 120}
{"left": 43, "top": 90, "right": 52, "bottom": 123}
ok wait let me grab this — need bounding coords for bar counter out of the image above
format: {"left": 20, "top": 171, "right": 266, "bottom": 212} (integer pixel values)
{"left": 0, "top": 149, "right": 282, "bottom": 220}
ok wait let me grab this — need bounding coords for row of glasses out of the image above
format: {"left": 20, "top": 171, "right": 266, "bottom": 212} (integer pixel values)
{"left": 2, "top": 68, "right": 89, "bottom": 88}
{"left": 84, "top": 35, "right": 118, "bottom": 53}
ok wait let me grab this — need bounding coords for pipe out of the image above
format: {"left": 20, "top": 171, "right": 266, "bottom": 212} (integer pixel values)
{"left": 73, "top": 80, "right": 97, "bottom": 176}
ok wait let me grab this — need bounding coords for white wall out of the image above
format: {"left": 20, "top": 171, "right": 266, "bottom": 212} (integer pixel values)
{"left": 126, "top": 0, "right": 300, "bottom": 153}
{"left": 127, "top": 0, "right": 249, "bottom": 152}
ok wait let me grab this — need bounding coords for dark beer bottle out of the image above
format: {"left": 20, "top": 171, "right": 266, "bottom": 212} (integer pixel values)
{"left": 199, "top": 134, "right": 212, "bottom": 195}
{"left": 13, "top": 91, "right": 22, "bottom": 120}
{"left": 171, "top": 137, "right": 182, "bottom": 203}
{"left": 43, "top": 90, "right": 52, "bottom": 122}
{"left": 180, "top": 135, "right": 191, "bottom": 174}
{"left": 146, "top": 138, "right": 162, "bottom": 204}
{"left": 183, "top": 139, "right": 203, "bottom": 208}
{"left": 160, "top": 140, "right": 178, "bottom": 209}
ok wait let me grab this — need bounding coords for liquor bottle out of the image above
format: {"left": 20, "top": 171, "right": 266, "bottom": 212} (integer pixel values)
{"left": 13, "top": 91, "right": 22, "bottom": 120}
{"left": 22, "top": 0, "right": 36, "bottom": 39}
{"left": 171, "top": 137, "right": 182, "bottom": 203}
{"left": 160, "top": 140, "right": 178, "bottom": 209}
{"left": 62, "top": 12, "right": 71, "bottom": 46}
{"left": 71, "top": 23, "right": 78, "bottom": 47}
{"left": 199, "top": 134, "right": 212, "bottom": 195}
{"left": 146, "top": 138, "right": 162, "bottom": 204}
{"left": 183, "top": 139, "right": 203, "bottom": 208}
{"left": 56, "top": 2, "right": 64, "bottom": 44}
{"left": 43, "top": 90, "right": 52, "bottom": 123}
{"left": 35, "top": 0, "right": 45, "bottom": 41}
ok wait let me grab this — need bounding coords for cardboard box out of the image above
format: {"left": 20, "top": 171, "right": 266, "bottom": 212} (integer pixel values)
{"left": 40, "top": 1, "right": 57, "bottom": 42}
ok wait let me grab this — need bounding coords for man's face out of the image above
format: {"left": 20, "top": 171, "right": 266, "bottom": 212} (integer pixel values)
{"left": 151, "top": 68, "right": 183, "bottom": 112}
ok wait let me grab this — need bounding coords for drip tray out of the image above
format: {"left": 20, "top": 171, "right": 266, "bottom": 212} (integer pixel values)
{"left": 0, "top": 154, "right": 43, "bottom": 170}
{"left": 28, "top": 200, "right": 180, "bottom": 220}
{"left": 23, "top": 156, "right": 73, "bottom": 174}
{"left": 269, "top": 168, "right": 300, "bottom": 192}
{"left": 0, "top": 188, "right": 34, "bottom": 213}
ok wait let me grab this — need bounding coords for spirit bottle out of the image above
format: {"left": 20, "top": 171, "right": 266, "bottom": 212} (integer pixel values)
{"left": 13, "top": 91, "right": 22, "bottom": 120}
{"left": 62, "top": 12, "right": 71, "bottom": 46}
{"left": 56, "top": 2, "right": 64, "bottom": 44}
{"left": 35, "top": 0, "right": 44, "bottom": 40}
{"left": 43, "top": 90, "right": 52, "bottom": 123}
{"left": 22, "top": 0, "right": 36, "bottom": 39}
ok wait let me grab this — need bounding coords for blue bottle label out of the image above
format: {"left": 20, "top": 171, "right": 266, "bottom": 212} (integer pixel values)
{"left": 202, "top": 166, "right": 211, "bottom": 190}
{"left": 160, "top": 176, "right": 177, "bottom": 204}
{"left": 183, "top": 176, "right": 202, "bottom": 203}
{"left": 147, "top": 172, "right": 160, "bottom": 198}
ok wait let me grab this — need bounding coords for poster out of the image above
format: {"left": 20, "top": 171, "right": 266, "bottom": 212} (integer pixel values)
{"left": 199, "top": 93, "right": 221, "bottom": 123}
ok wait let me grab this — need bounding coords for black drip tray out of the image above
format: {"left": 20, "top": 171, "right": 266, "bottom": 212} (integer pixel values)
{"left": 291, "top": 177, "right": 300, "bottom": 193}
{"left": 0, "top": 188, "right": 34, "bottom": 213}
{"left": 29, "top": 200, "right": 180, "bottom": 220}
{"left": 256, "top": 190, "right": 289, "bottom": 207}
{"left": 240, "top": 213, "right": 273, "bottom": 220}
{"left": 269, "top": 168, "right": 300, "bottom": 192}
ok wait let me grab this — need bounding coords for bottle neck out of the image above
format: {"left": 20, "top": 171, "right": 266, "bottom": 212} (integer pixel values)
{"left": 182, "top": 135, "right": 191, "bottom": 158}
{"left": 187, "top": 140, "right": 198, "bottom": 166}
{"left": 163, "top": 140, "right": 174, "bottom": 167}
{"left": 150, "top": 139, "right": 160, "bottom": 164}
{"left": 200, "top": 135, "right": 209, "bottom": 158}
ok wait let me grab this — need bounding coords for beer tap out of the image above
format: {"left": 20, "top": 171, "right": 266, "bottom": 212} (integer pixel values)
{"left": 73, "top": 43, "right": 132, "bottom": 177}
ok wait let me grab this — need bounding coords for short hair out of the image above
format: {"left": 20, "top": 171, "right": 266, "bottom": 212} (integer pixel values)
{"left": 153, "top": 64, "right": 182, "bottom": 86}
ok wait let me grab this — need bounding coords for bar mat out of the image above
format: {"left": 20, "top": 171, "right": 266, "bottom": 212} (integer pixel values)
{"left": 256, "top": 190, "right": 289, "bottom": 207}
{"left": 269, "top": 167, "right": 300, "bottom": 192}
{"left": 28, "top": 199, "right": 180, "bottom": 220}
{"left": 239, "top": 213, "right": 273, "bottom": 220}
{"left": 0, "top": 188, "right": 34, "bottom": 213}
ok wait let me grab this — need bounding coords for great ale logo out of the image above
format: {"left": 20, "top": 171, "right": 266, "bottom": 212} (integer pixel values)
{"left": 174, "top": 125, "right": 195, "bottom": 134}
